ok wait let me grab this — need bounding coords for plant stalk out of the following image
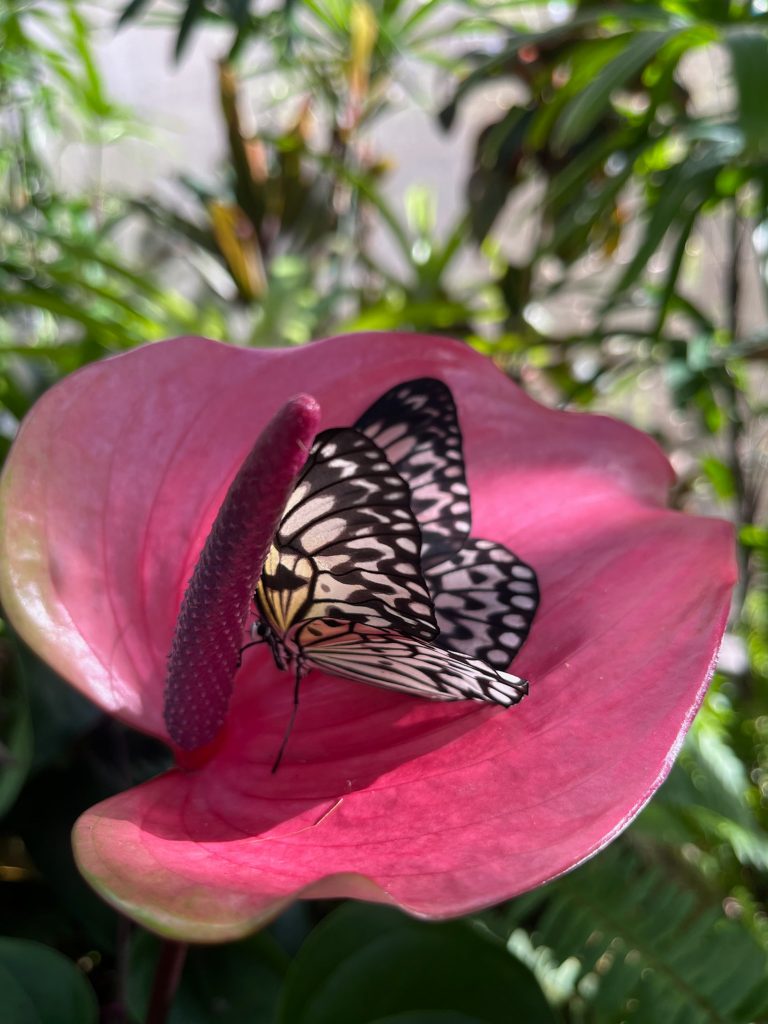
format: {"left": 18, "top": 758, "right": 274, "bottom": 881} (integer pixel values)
{"left": 145, "top": 941, "right": 188, "bottom": 1024}
{"left": 723, "top": 203, "right": 756, "bottom": 617}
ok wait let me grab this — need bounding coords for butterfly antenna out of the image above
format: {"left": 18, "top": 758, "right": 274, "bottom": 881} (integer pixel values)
{"left": 271, "top": 664, "right": 304, "bottom": 773}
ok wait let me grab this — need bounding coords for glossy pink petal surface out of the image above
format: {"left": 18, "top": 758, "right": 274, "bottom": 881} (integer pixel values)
{"left": 0, "top": 334, "right": 735, "bottom": 941}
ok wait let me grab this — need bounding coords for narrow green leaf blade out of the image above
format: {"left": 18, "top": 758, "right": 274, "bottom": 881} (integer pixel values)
{"left": 552, "top": 30, "right": 675, "bottom": 153}
{"left": 726, "top": 29, "right": 768, "bottom": 154}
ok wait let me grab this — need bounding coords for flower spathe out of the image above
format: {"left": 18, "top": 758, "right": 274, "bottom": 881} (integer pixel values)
{"left": 0, "top": 333, "right": 736, "bottom": 941}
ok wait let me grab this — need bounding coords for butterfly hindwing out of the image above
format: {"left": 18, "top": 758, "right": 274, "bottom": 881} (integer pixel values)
{"left": 427, "top": 539, "right": 539, "bottom": 669}
{"left": 257, "top": 427, "right": 439, "bottom": 643}
{"left": 295, "top": 620, "right": 528, "bottom": 705}
{"left": 355, "top": 378, "right": 471, "bottom": 568}
{"left": 354, "top": 377, "right": 540, "bottom": 668}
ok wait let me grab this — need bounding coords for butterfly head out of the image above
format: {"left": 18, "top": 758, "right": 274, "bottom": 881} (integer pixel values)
{"left": 251, "top": 616, "right": 289, "bottom": 671}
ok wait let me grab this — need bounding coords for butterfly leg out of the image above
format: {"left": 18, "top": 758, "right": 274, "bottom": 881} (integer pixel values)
{"left": 236, "top": 638, "right": 264, "bottom": 669}
{"left": 271, "top": 658, "right": 308, "bottom": 774}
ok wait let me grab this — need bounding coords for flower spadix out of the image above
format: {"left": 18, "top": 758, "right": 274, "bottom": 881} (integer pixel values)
{"left": 164, "top": 393, "right": 320, "bottom": 756}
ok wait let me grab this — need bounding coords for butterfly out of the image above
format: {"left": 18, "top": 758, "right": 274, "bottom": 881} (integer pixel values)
{"left": 252, "top": 381, "right": 537, "bottom": 769}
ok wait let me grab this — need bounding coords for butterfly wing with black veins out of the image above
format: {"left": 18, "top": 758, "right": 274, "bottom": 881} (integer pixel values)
{"left": 255, "top": 427, "right": 527, "bottom": 708}
{"left": 255, "top": 427, "right": 439, "bottom": 643}
{"left": 355, "top": 379, "right": 540, "bottom": 669}
{"left": 354, "top": 378, "right": 471, "bottom": 569}
{"left": 427, "top": 539, "right": 539, "bottom": 669}
{"left": 295, "top": 620, "right": 528, "bottom": 706}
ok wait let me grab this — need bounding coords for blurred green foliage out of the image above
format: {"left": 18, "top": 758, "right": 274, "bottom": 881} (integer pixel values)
{"left": 1, "top": 0, "right": 767, "bottom": 1021}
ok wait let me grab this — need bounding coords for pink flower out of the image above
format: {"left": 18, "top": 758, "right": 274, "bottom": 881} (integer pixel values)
{"left": 0, "top": 333, "right": 735, "bottom": 941}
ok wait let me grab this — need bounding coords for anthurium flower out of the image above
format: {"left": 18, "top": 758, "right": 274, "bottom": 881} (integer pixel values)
{"left": 0, "top": 333, "right": 735, "bottom": 942}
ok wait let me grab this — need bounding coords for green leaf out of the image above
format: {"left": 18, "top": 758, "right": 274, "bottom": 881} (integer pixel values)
{"left": 612, "top": 150, "right": 724, "bottom": 298}
{"left": 0, "top": 939, "right": 97, "bottom": 1024}
{"left": 652, "top": 207, "right": 699, "bottom": 336}
{"left": 0, "top": 641, "right": 32, "bottom": 817}
{"left": 127, "top": 931, "right": 287, "bottom": 1024}
{"left": 279, "top": 904, "right": 556, "bottom": 1024}
{"left": 740, "top": 524, "right": 768, "bottom": 551}
{"left": 700, "top": 456, "right": 737, "bottom": 500}
{"left": 643, "top": 698, "right": 768, "bottom": 872}
{"left": 726, "top": 29, "right": 768, "bottom": 156}
{"left": 440, "top": 6, "right": 677, "bottom": 129}
{"left": 520, "top": 844, "right": 768, "bottom": 1023}
{"left": 551, "top": 31, "right": 675, "bottom": 154}
{"left": 117, "top": 0, "right": 153, "bottom": 27}
{"left": 175, "top": 0, "right": 207, "bottom": 60}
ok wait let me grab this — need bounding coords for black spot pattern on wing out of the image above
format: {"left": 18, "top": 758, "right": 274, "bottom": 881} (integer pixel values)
{"left": 354, "top": 378, "right": 540, "bottom": 668}
{"left": 355, "top": 378, "right": 471, "bottom": 568}
{"left": 296, "top": 620, "right": 528, "bottom": 706}
{"left": 427, "top": 539, "right": 539, "bottom": 669}
{"left": 253, "top": 390, "right": 535, "bottom": 728}
{"left": 261, "top": 428, "right": 438, "bottom": 642}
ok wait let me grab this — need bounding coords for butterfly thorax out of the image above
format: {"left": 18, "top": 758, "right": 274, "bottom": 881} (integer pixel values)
{"left": 255, "top": 544, "right": 315, "bottom": 638}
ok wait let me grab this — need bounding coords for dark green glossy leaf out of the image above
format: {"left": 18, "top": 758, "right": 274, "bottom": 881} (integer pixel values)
{"left": 0, "top": 964, "right": 37, "bottom": 1024}
{"left": 0, "top": 938, "right": 97, "bottom": 1024}
{"left": 279, "top": 904, "right": 556, "bottom": 1024}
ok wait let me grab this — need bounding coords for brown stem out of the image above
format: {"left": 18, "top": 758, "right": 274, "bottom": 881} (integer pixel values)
{"left": 145, "top": 941, "right": 188, "bottom": 1024}
{"left": 112, "top": 915, "right": 132, "bottom": 1024}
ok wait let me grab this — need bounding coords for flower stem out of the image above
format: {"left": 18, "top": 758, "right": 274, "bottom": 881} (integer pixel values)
{"left": 723, "top": 202, "right": 757, "bottom": 618}
{"left": 145, "top": 941, "right": 188, "bottom": 1024}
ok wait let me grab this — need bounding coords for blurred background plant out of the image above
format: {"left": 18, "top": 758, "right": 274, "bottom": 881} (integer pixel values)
{"left": 1, "top": 0, "right": 767, "bottom": 1021}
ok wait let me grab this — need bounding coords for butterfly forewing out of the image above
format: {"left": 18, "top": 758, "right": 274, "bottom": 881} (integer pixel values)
{"left": 355, "top": 378, "right": 471, "bottom": 568}
{"left": 428, "top": 539, "right": 539, "bottom": 669}
{"left": 296, "top": 620, "right": 528, "bottom": 706}
{"left": 257, "top": 427, "right": 438, "bottom": 642}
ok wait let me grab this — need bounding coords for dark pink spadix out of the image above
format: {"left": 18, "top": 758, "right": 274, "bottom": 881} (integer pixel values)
{"left": 163, "top": 395, "right": 320, "bottom": 752}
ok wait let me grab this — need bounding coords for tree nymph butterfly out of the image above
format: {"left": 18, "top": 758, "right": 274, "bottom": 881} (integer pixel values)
{"left": 251, "top": 381, "right": 536, "bottom": 771}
